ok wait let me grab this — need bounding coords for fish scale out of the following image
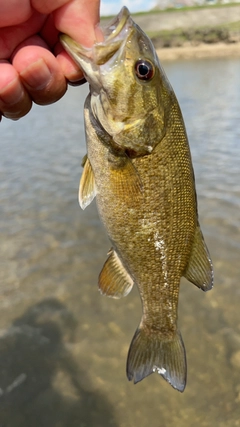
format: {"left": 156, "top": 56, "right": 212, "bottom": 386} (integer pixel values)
{"left": 60, "top": 6, "right": 213, "bottom": 392}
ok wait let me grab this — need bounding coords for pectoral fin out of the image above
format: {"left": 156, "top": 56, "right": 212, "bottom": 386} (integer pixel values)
{"left": 108, "top": 153, "right": 143, "bottom": 199}
{"left": 81, "top": 154, "right": 88, "bottom": 167}
{"left": 79, "top": 156, "right": 96, "bottom": 210}
{"left": 184, "top": 225, "right": 213, "bottom": 291}
{"left": 99, "top": 249, "right": 134, "bottom": 298}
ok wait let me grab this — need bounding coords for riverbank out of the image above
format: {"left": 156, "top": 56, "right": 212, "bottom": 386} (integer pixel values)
{"left": 133, "top": 5, "right": 240, "bottom": 33}
{"left": 133, "top": 4, "right": 240, "bottom": 60}
{"left": 156, "top": 41, "right": 240, "bottom": 61}
{"left": 100, "top": 5, "right": 240, "bottom": 61}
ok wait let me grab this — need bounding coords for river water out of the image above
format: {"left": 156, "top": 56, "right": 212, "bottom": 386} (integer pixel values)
{"left": 0, "top": 57, "right": 240, "bottom": 427}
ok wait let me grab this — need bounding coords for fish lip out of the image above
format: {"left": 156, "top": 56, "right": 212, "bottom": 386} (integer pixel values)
{"left": 101, "top": 6, "right": 130, "bottom": 42}
{"left": 60, "top": 6, "right": 131, "bottom": 65}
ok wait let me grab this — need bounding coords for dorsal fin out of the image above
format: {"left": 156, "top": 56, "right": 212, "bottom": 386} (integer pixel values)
{"left": 99, "top": 249, "right": 134, "bottom": 298}
{"left": 184, "top": 225, "right": 213, "bottom": 291}
{"left": 79, "top": 155, "right": 96, "bottom": 210}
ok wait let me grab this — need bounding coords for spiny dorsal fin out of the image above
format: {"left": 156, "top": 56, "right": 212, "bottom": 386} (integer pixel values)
{"left": 127, "top": 327, "right": 186, "bottom": 392}
{"left": 79, "top": 155, "right": 96, "bottom": 210}
{"left": 184, "top": 225, "right": 213, "bottom": 291}
{"left": 99, "top": 249, "right": 134, "bottom": 298}
{"left": 108, "top": 153, "right": 143, "bottom": 200}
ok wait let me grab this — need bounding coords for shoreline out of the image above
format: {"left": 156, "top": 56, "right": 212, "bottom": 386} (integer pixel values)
{"left": 156, "top": 41, "right": 240, "bottom": 61}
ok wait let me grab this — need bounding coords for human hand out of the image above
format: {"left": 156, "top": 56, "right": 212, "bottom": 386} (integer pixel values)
{"left": 0, "top": 0, "right": 101, "bottom": 121}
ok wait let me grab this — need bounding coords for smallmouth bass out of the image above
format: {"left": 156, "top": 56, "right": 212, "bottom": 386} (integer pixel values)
{"left": 60, "top": 6, "right": 213, "bottom": 392}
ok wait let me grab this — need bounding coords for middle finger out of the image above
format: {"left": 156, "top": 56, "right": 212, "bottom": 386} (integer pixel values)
{"left": 0, "top": 61, "right": 32, "bottom": 120}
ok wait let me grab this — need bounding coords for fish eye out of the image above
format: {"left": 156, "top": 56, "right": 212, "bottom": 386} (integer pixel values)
{"left": 134, "top": 59, "right": 155, "bottom": 81}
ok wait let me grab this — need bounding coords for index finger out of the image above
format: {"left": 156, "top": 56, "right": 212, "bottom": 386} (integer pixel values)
{"left": 32, "top": 0, "right": 100, "bottom": 46}
{"left": 53, "top": 0, "right": 101, "bottom": 47}
{"left": 0, "top": 0, "right": 32, "bottom": 27}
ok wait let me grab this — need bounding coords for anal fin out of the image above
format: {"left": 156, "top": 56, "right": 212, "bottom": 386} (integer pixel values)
{"left": 79, "top": 155, "right": 96, "bottom": 210}
{"left": 99, "top": 249, "right": 134, "bottom": 298}
{"left": 184, "top": 224, "right": 213, "bottom": 291}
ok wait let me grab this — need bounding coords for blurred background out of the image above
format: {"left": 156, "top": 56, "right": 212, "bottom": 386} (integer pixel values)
{"left": 0, "top": 3, "right": 240, "bottom": 427}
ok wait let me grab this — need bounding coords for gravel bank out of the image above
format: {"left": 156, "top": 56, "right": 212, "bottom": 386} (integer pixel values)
{"left": 157, "top": 41, "right": 240, "bottom": 61}
{"left": 133, "top": 5, "right": 240, "bottom": 32}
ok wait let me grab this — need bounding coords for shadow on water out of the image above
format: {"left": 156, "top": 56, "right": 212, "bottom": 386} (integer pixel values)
{"left": 0, "top": 298, "right": 118, "bottom": 427}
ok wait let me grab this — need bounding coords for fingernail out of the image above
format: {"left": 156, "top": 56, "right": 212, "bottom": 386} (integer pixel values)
{"left": 3, "top": 112, "right": 20, "bottom": 121}
{"left": 20, "top": 58, "right": 52, "bottom": 90}
{"left": 0, "top": 77, "right": 24, "bottom": 105}
{"left": 67, "top": 77, "right": 86, "bottom": 87}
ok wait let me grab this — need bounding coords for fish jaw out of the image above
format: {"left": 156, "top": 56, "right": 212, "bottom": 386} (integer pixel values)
{"left": 60, "top": 7, "right": 132, "bottom": 93}
{"left": 60, "top": 6, "right": 167, "bottom": 155}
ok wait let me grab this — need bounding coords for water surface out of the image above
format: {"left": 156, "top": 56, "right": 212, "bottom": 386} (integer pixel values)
{"left": 0, "top": 57, "right": 240, "bottom": 426}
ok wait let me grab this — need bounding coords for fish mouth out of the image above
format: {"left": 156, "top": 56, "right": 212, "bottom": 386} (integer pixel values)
{"left": 60, "top": 6, "right": 131, "bottom": 68}
{"left": 101, "top": 6, "right": 130, "bottom": 42}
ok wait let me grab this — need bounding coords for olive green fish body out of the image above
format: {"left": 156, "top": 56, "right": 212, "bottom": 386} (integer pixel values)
{"left": 60, "top": 7, "right": 213, "bottom": 392}
{"left": 85, "top": 94, "right": 195, "bottom": 329}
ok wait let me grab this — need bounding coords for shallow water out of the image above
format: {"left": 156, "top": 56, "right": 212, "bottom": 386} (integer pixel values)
{"left": 0, "top": 57, "right": 240, "bottom": 426}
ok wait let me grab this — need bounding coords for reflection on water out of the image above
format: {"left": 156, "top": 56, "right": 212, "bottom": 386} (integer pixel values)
{"left": 0, "top": 299, "right": 117, "bottom": 426}
{"left": 0, "top": 58, "right": 240, "bottom": 426}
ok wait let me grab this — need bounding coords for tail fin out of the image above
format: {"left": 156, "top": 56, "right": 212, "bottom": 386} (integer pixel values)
{"left": 126, "top": 327, "right": 186, "bottom": 392}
